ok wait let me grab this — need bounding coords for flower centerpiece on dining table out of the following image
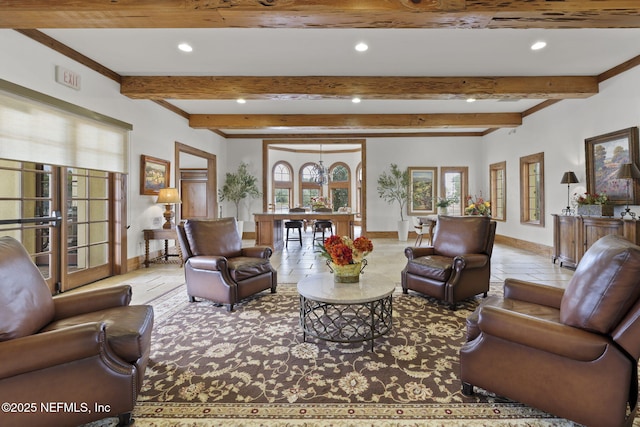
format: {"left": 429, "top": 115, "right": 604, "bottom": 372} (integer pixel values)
{"left": 319, "top": 235, "right": 374, "bottom": 283}
{"left": 310, "top": 196, "right": 331, "bottom": 211}
{"left": 465, "top": 194, "right": 491, "bottom": 216}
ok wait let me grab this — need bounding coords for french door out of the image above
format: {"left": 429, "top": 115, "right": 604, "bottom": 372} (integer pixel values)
{"left": 0, "top": 160, "right": 114, "bottom": 293}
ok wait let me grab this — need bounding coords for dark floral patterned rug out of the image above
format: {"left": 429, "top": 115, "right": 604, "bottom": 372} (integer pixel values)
{"left": 131, "top": 285, "right": 578, "bottom": 426}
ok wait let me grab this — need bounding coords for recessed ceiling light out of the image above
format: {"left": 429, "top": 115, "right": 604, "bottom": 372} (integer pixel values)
{"left": 352, "top": 97, "right": 361, "bottom": 104}
{"left": 531, "top": 41, "right": 547, "bottom": 51}
{"left": 178, "top": 43, "right": 193, "bottom": 52}
{"left": 236, "top": 98, "right": 246, "bottom": 104}
{"left": 355, "top": 42, "right": 368, "bottom": 52}
{"left": 466, "top": 98, "right": 477, "bottom": 103}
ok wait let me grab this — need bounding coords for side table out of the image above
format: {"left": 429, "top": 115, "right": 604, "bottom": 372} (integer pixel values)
{"left": 419, "top": 214, "right": 438, "bottom": 246}
{"left": 143, "top": 228, "right": 183, "bottom": 268}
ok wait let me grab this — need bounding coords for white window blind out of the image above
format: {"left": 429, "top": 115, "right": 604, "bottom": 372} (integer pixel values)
{"left": 0, "top": 81, "right": 131, "bottom": 173}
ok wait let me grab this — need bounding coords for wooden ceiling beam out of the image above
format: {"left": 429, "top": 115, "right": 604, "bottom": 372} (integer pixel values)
{"left": 121, "top": 76, "right": 598, "bottom": 101}
{"left": 189, "top": 113, "right": 522, "bottom": 130}
{"left": 1, "top": 1, "right": 640, "bottom": 29}
{"left": 223, "top": 131, "right": 486, "bottom": 139}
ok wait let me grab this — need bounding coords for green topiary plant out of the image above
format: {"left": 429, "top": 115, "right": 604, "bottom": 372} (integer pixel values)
{"left": 218, "top": 162, "right": 261, "bottom": 220}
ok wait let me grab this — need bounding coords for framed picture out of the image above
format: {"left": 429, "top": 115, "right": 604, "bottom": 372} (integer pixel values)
{"left": 140, "top": 154, "right": 170, "bottom": 195}
{"left": 585, "top": 127, "right": 639, "bottom": 205}
{"left": 408, "top": 167, "right": 438, "bottom": 215}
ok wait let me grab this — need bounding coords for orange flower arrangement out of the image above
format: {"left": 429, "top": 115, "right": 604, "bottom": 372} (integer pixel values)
{"left": 320, "top": 235, "right": 373, "bottom": 266}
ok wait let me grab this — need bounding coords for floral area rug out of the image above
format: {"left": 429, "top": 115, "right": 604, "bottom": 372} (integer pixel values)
{"left": 131, "top": 285, "right": 579, "bottom": 426}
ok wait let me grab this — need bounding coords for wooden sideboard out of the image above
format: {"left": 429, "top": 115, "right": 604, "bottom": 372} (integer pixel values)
{"left": 552, "top": 214, "right": 640, "bottom": 268}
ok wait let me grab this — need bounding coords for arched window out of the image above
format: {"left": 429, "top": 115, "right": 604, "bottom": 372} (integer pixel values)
{"left": 272, "top": 161, "right": 293, "bottom": 212}
{"left": 299, "top": 162, "right": 322, "bottom": 208}
{"left": 328, "top": 163, "right": 350, "bottom": 212}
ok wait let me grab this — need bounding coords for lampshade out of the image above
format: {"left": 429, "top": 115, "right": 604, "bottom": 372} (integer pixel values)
{"left": 156, "top": 188, "right": 181, "bottom": 204}
{"left": 616, "top": 163, "right": 640, "bottom": 180}
{"left": 560, "top": 171, "right": 579, "bottom": 184}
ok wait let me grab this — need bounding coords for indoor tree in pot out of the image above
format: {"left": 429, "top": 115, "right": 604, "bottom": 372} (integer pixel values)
{"left": 218, "top": 162, "right": 261, "bottom": 238}
{"left": 377, "top": 163, "right": 410, "bottom": 241}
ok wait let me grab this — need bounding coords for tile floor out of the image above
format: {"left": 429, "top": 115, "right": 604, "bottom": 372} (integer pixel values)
{"left": 82, "top": 231, "right": 574, "bottom": 305}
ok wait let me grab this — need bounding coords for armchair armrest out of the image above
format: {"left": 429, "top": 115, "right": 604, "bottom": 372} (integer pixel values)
{"left": 453, "top": 253, "right": 488, "bottom": 271}
{"left": 478, "top": 305, "right": 609, "bottom": 361}
{"left": 504, "top": 278, "right": 565, "bottom": 309}
{"left": 0, "top": 323, "right": 128, "bottom": 380}
{"left": 187, "top": 255, "right": 228, "bottom": 271}
{"left": 404, "top": 246, "right": 435, "bottom": 260}
{"left": 242, "top": 246, "right": 273, "bottom": 259}
{"left": 52, "top": 285, "right": 132, "bottom": 320}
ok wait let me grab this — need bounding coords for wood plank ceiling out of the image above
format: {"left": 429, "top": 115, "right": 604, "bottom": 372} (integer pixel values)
{"left": 3, "top": 0, "right": 640, "bottom": 138}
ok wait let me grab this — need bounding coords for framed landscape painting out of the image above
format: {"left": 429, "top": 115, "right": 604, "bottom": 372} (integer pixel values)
{"left": 585, "top": 127, "right": 639, "bottom": 205}
{"left": 408, "top": 167, "right": 438, "bottom": 215}
{"left": 140, "top": 155, "right": 170, "bottom": 195}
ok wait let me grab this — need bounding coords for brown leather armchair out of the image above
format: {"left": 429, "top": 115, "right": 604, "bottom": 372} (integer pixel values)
{"left": 460, "top": 234, "right": 640, "bottom": 427}
{"left": 176, "top": 217, "right": 277, "bottom": 311}
{"left": 401, "top": 215, "right": 497, "bottom": 309}
{"left": 0, "top": 236, "right": 154, "bottom": 427}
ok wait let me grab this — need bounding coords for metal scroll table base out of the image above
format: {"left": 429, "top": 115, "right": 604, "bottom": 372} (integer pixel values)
{"left": 299, "top": 294, "right": 393, "bottom": 351}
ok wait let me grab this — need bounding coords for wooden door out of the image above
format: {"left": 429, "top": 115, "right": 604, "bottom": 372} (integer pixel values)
{"left": 180, "top": 169, "right": 209, "bottom": 219}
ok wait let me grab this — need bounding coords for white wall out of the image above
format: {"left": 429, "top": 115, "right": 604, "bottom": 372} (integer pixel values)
{"left": 0, "top": 30, "right": 225, "bottom": 257}
{"left": 484, "top": 65, "right": 640, "bottom": 246}
{"left": 366, "top": 136, "right": 484, "bottom": 232}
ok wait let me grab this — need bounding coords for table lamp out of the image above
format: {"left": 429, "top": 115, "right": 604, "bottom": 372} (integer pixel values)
{"left": 156, "top": 187, "right": 181, "bottom": 229}
{"left": 560, "top": 171, "right": 579, "bottom": 215}
{"left": 616, "top": 163, "right": 640, "bottom": 219}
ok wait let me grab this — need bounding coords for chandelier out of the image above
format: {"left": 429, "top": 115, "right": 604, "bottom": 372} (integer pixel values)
{"left": 313, "top": 145, "right": 329, "bottom": 185}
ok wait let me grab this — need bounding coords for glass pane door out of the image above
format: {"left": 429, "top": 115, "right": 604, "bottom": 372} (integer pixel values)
{"left": 62, "top": 167, "right": 111, "bottom": 291}
{"left": 0, "top": 161, "right": 115, "bottom": 293}
{"left": 0, "top": 160, "right": 59, "bottom": 293}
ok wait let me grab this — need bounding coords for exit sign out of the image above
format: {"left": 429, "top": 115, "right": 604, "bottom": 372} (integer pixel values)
{"left": 55, "top": 66, "right": 81, "bottom": 90}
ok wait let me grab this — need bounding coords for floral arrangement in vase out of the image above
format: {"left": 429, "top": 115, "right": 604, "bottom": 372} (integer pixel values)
{"left": 574, "top": 192, "right": 608, "bottom": 205}
{"left": 465, "top": 194, "right": 491, "bottom": 216}
{"left": 573, "top": 192, "right": 613, "bottom": 216}
{"left": 319, "top": 235, "right": 374, "bottom": 283}
{"left": 310, "top": 196, "right": 331, "bottom": 210}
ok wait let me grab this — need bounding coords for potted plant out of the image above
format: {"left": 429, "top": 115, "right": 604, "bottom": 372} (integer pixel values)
{"left": 218, "top": 162, "right": 261, "bottom": 237}
{"left": 377, "top": 163, "right": 410, "bottom": 241}
{"left": 574, "top": 192, "right": 612, "bottom": 216}
{"left": 436, "top": 197, "right": 457, "bottom": 215}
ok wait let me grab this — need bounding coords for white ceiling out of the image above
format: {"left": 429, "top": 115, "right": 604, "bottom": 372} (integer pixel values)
{"left": 40, "top": 27, "right": 640, "bottom": 135}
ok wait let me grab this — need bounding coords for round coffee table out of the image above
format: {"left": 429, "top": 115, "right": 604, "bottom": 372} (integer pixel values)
{"left": 297, "top": 272, "right": 395, "bottom": 351}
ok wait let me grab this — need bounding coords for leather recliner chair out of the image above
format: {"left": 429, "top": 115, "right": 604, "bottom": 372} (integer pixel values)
{"left": 401, "top": 215, "right": 497, "bottom": 309}
{"left": 0, "top": 236, "right": 154, "bottom": 427}
{"left": 460, "top": 234, "right": 640, "bottom": 427}
{"left": 176, "top": 217, "right": 277, "bottom": 311}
